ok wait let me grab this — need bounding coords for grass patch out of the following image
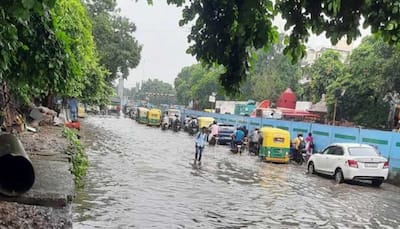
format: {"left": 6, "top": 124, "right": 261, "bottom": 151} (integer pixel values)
{"left": 63, "top": 127, "right": 88, "bottom": 188}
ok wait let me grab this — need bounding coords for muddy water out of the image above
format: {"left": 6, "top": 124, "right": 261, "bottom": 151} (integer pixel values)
{"left": 73, "top": 116, "right": 400, "bottom": 228}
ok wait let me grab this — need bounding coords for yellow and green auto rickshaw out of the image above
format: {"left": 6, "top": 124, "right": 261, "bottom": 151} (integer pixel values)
{"left": 147, "top": 108, "right": 161, "bottom": 126}
{"left": 197, "top": 117, "right": 215, "bottom": 128}
{"left": 136, "top": 107, "right": 149, "bottom": 124}
{"left": 259, "top": 127, "right": 291, "bottom": 163}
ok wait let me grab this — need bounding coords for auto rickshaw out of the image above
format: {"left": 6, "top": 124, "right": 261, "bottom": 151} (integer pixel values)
{"left": 136, "top": 107, "right": 149, "bottom": 124}
{"left": 77, "top": 103, "right": 86, "bottom": 118}
{"left": 197, "top": 117, "right": 215, "bottom": 128}
{"left": 147, "top": 108, "right": 161, "bottom": 126}
{"left": 259, "top": 127, "right": 291, "bottom": 163}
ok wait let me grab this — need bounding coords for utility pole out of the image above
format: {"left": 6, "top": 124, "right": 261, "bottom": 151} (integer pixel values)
{"left": 332, "top": 98, "right": 337, "bottom": 126}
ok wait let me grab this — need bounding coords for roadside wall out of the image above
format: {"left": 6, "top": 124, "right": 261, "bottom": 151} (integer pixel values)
{"left": 183, "top": 109, "right": 400, "bottom": 182}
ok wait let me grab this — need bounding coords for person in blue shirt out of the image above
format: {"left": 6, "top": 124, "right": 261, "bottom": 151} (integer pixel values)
{"left": 195, "top": 127, "right": 208, "bottom": 163}
{"left": 230, "top": 127, "right": 245, "bottom": 150}
{"left": 68, "top": 98, "right": 78, "bottom": 121}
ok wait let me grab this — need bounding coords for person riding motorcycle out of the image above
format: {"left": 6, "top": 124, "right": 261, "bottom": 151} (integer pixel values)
{"left": 161, "top": 113, "right": 169, "bottom": 129}
{"left": 208, "top": 121, "right": 219, "bottom": 145}
{"left": 183, "top": 115, "right": 191, "bottom": 131}
{"left": 249, "top": 128, "right": 261, "bottom": 155}
{"left": 292, "top": 133, "right": 306, "bottom": 163}
{"left": 187, "top": 117, "right": 198, "bottom": 134}
{"left": 171, "top": 114, "right": 181, "bottom": 131}
{"left": 230, "top": 127, "right": 245, "bottom": 151}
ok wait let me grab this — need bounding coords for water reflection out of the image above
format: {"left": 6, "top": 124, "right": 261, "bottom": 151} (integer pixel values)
{"left": 73, "top": 116, "right": 400, "bottom": 228}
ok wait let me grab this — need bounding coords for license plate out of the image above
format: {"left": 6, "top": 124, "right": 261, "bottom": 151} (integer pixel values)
{"left": 364, "top": 163, "right": 378, "bottom": 168}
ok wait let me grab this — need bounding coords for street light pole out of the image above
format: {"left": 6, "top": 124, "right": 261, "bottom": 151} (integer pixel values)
{"left": 332, "top": 98, "right": 337, "bottom": 126}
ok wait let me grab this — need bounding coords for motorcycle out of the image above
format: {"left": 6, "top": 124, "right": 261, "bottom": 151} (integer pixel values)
{"left": 161, "top": 122, "right": 169, "bottom": 130}
{"left": 230, "top": 140, "right": 244, "bottom": 154}
{"left": 208, "top": 134, "right": 217, "bottom": 146}
{"left": 293, "top": 149, "right": 308, "bottom": 165}
{"left": 248, "top": 141, "right": 260, "bottom": 156}
{"left": 188, "top": 119, "right": 199, "bottom": 135}
{"left": 172, "top": 119, "right": 181, "bottom": 132}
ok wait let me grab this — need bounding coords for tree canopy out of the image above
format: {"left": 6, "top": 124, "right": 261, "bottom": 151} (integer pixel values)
{"left": 85, "top": 0, "right": 142, "bottom": 81}
{"left": 163, "top": 0, "right": 400, "bottom": 93}
{"left": 128, "top": 79, "right": 176, "bottom": 105}
{"left": 174, "top": 37, "right": 302, "bottom": 108}
{"left": 308, "top": 50, "right": 345, "bottom": 103}
{"left": 0, "top": 0, "right": 141, "bottom": 110}
{"left": 325, "top": 36, "right": 398, "bottom": 128}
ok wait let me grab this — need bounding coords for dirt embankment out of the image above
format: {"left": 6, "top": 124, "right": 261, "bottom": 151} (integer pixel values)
{"left": 0, "top": 126, "right": 75, "bottom": 229}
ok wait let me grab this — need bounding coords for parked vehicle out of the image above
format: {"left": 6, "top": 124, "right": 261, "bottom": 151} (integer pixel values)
{"left": 197, "top": 117, "right": 215, "bottom": 129}
{"left": 217, "top": 124, "right": 235, "bottom": 145}
{"left": 147, "top": 108, "right": 161, "bottom": 126}
{"left": 136, "top": 107, "right": 149, "bottom": 124}
{"left": 307, "top": 143, "right": 389, "bottom": 187}
{"left": 108, "top": 96, "right": 121, "bottom": 115}
{"left": 166, "top": 108, "right": 181, "bottom": 122}
{"left": 78, "top": 103, "right": 86, "bottom": 118}
{"left": 86, "top": 105, "right": 100, "bottom": 115}
{"left": 259, "top": 127, "right": 291, "bottom": 163}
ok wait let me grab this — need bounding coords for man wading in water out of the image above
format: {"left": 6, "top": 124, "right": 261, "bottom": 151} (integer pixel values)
{"left": 195, "top": 127, "right": 208, "bottom": 164}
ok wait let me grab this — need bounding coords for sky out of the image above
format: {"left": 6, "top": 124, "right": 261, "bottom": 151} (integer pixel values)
{"left": 117, "top": 0, "right": 369, "bottom": 89}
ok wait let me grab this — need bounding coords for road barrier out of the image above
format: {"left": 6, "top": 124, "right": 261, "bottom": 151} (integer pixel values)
{"left": 0, "top": 134, "right": 35, "bottom": 196}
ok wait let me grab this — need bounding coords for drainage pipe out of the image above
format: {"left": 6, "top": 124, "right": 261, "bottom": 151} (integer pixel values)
{"left": 0, "top": 134, "right": 35, "bottom": 196}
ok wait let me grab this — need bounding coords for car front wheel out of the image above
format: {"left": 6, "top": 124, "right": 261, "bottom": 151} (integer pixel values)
{"left": 334, "top": 168, "right": 344, "bottom": 184}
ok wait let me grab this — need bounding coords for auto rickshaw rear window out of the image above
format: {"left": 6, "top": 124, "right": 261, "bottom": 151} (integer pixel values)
{"left": 273, "top": 137, "right": 285, "bottom": 143}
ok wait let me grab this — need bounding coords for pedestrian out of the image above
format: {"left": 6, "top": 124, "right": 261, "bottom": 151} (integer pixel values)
{"left": 305, "top": 133, "right": 314, "bottom": 156}
{"left": 195, "top": 127, "right": 208, "bottom": 163}
{"left": 68, "top": 97, "right": 78, "bottom": 122}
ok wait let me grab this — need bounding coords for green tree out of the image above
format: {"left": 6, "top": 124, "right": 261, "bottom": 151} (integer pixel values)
{"left": 174, "top": 64, "right": 224, "bottom": 108}
{"left": 164, "top": 0, "right": 400, "bottom": 93}
{"left": 245, "top": 47, "right": 302, "bottom": 102}
{"left": 84, "top": 0, "right": 142, "bottom": 81}
{"left": 135, "top": 79, "right": 176, "bottom": 105}
{"left": 326, "top": 36, "right": 393, "bottom": 128}
{"left": 309, "top": 50, "right": 345, "bottom": 103}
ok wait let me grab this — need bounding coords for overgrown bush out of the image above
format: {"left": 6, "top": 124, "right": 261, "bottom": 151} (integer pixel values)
{"left": 63, "top": 127, "right": 88, "bottom": 188}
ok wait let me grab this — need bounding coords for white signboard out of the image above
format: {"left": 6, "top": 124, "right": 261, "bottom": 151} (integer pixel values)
{"left": 209, "top": 95, "right": 216, "bottom": 103}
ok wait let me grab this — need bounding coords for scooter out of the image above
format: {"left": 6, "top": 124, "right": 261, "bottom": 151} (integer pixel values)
{"left": 172, "top": 119, "right": 181, "bottom": 132}
{"left": 248, "top": 141, "right": 260, "bottom": 156}
{"left": 230, "top": 141, "right": 244, "bottom": 154}
{"left": 161, "top": 122, "right": 169, "bottom": 130}
{"left": 293, "top": 149, "right": 308, "bottom": 165}
{"left": 208, "top": 134, "right": 217, "bottom": 146}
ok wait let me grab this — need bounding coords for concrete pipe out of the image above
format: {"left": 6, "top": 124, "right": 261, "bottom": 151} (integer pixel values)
{"left": 0, "top": 134, "right": 35, "bottom": 196}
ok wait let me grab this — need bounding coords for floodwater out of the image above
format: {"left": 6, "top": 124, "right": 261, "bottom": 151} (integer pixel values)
{"left": 73, "top": 116, "right": 400, "bottom": 228}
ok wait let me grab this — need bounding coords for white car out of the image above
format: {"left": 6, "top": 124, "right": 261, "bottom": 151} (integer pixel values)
{"left": 307, "top": 143, "right": 389, "bottom": 187}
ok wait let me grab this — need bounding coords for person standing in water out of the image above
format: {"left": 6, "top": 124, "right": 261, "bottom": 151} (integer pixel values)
{"left": 195, "top": 127, "right": 208, "bottom": 163}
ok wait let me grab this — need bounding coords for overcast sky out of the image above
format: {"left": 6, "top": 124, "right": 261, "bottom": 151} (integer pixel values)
{"left": 117, "top": 0, "right": 369, "bottom": 89}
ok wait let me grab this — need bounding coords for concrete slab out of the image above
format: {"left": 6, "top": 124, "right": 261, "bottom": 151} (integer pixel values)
{"left": 0, "top": 159, "right": 75, "bottom": 208}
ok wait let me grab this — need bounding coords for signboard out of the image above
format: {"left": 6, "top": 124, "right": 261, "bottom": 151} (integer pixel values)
{"left": 209, "top": 95, "right": 216, "bottom": 103}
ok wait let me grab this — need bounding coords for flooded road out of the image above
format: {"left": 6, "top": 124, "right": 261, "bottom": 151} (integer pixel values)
{"left": 73, "top": 116, "right": 400, "bottom": 228}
